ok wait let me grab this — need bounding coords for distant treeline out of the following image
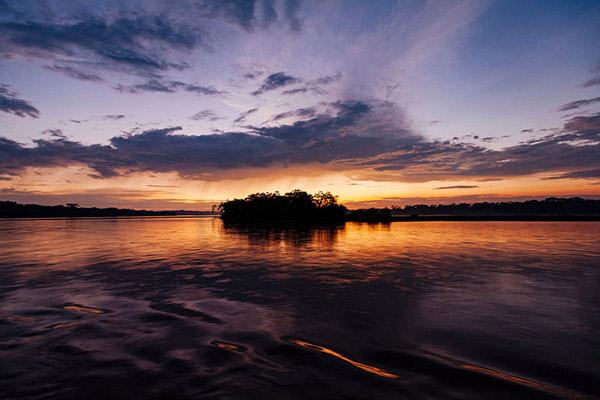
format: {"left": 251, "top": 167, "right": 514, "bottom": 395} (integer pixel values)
{"left": 392, "top": 197, "right": 600, "bottom": 216}
{"left": 219, "top": 190, "right": 347, "bottom": 223}
{"left": 0, "top": 201, "right": 178, "bottom": 218}
{"left": 218, "top": 194, "right": 600, "bottom": 224}
{"left": 3, "top": 196, "right": 599, "bottom": 221}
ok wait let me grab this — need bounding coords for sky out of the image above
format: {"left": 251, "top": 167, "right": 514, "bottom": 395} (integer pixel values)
{"left": 1, "top": 0, "right": 600, "bottom": 210}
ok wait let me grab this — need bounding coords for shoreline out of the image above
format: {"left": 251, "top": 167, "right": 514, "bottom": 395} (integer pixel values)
{"left": 1, "top": 214, "right": 599, "bottom": 222}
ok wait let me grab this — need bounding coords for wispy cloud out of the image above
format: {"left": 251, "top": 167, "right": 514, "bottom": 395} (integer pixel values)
{"left": 558, "top": 97, "right": 600, "bottom": 111}
{"left": 115, "top": 79, "right": 225, "bottom": 95}
{"left": 435, "top": 185, "right": 479, "bottom": 190}
{"left": 44, "top": 64, "right": 104, "bottom": 82}
{"left": 0, "top": 84, "right": 39, "bottom": 118}
{"left": 190, "top": 109, "right": 224, "bottom": 121}
{"left": 233, "top": 108, "right": 259, "bottom": 124}
{"left": 252, "top": 72, "right": 299, "bottom": 95}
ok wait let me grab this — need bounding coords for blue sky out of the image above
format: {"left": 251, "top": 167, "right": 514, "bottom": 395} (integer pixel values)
{"left": 1, "top": 0, "right": 599, "bottom": 208}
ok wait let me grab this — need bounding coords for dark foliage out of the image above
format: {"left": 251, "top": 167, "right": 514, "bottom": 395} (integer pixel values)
{"left": 347, "top": 208, "right": 392, "bottom": 222}
{"left": 218, "top": 190, "right": 347, "bottom": 224}
{"left": 393, "top": 197, "right": 600, "bottom": 216}
{"left": 0, "top": 201, "right": 176, "bottom": 218}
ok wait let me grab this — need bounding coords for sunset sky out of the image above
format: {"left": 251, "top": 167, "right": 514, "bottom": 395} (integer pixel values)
{"left": 1, "top": 0, "right": 600, "bottom": 210}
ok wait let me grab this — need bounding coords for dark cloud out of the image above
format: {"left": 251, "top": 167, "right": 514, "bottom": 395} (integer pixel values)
{"left": 0, "top": 1, "right": 304, "bottom": 84}
{"left": 1, "top": 103, "right": 599, "bottom": 183}
{"left": 146, "top": 184, "right": 180, "bottom": 188}
{"left": 233, "top": 108, "right": 259, "bottom": 124}
{"left": 196, "top": 0, "right": 302, "bottom": 31}
{"left": 0, "top": 84, "right": 39, "bottom": 118}
{"left": 243, "top": 70, "right": 265, "bottom": 80}
{"left": 41, "top": 129, "right": 67, "bottom": 139}
{"left": 479, "top": 135, "right": 509, "bottom": 143}
{"left": 283, "top": 0, "right": 301, "bottom": 31}
{"left": 581, "top": 64, "right": 600, "bottom": 88}
{"left": 558, "top": 97, "right": 600, "bottom": 111}
{"left": 252, "top": 72, "right": 299, "bottom": 95}
{"left": 281, "top": 87, "right": 309, "bottom": 95}
{"left": 582, "top": 78, "right": 600, "bottom": 88}
{"left": 115, "top": 79, "right": 225, "bottom": 95}
{"left": 0, "top": 101, "right": 411, "bottom": 179}
{"left": 279, "top": 73, "right": 340, "bottom": 96}
{"left": 44, "top": 64, "right": 104, "bottom": 82}
{"left": 269, "top": 106, "right": 316, "bottom": 122}
{"left": 190, "top": 109, "right": 223, "bottom": 121}
{"left": 357, "top": 112, "right": 600, "bottom": 182}
{"left": 542, "top": 169, "right": 600, "bottom": 180}
{"left": 521, "top": 129, "right": 533, "bottom": 133}
{"left": 0, "top": 15, "right": 201, "bottom": 74}
{"left": 562, "top": 113, "right": 600, "bottom": 134}
{"left": 103, "top": 114, "right": 125, "bottom": 120}
{"left": 435, "top": 185, "right": 479, "bottom": 190}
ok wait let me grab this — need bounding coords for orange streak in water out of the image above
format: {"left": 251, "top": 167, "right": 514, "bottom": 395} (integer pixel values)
{"left": 460, "top": 364, "right": 588, "bottom": 400}
{"left": 287, "top": 338, "right": 398, "bottom": 379}
{"left": 63, "top": 304, "right": 106, "bottom": 314}
{"left": 424, "top": 349, "right": 591, "bottom": 400}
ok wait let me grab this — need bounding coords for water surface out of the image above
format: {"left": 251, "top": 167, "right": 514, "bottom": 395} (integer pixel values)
{"left": 1, "top": 218, "right": 599, "bottom": 399}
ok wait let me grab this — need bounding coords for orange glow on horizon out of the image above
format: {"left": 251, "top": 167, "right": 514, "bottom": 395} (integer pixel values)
{"left": 0, "top": 166, "right": 598, "bottom": 210}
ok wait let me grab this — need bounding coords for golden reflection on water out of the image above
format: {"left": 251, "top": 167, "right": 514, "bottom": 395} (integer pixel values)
{"left": 63, "top": 304, "right": 108, "bottom": 314}
{"left": 212, "top": 340, "right": 247, "bottom": 353}
{"left": 287, "top": 338, "right": 399, "bottom": 379}
{"left": 424, "top": 349, "right": 590, "bottom": 400}
{"left": 2, "top": 218, "right": 599, "bottom": 277}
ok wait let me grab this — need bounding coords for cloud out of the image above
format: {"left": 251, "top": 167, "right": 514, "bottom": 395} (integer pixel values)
{"left": 562, "top": 113, "right": 600, "bottom": 133}
{"left": 582, "top": 78, "right": 600, "bottom": 88}
{"left": 1, "top": 102, "right": 599, "bottom": 184}
{"left": 0, "top": 0, "right": 304, "bottom": 84}
{"left": 252, "top": 72, "right": 299, "bottom": 95}
{"left": 435, "top": 185, "right": 479, "bottom": 190}
{"left": 115, "top": 79, "right": 225, "bottom": 95}
{"left": 581, "top": 64, "right": 600, "bottom": 88}
{"left": 233, "top": 108, "right": 259, "bottom": 124}
{"left": 41, "top": 129, "right": 67, "bottom": 139}
{"left": 196, "top": 0, "right": 303, "bottom": 31}
{"left": 0, "top": 14, "right": 201, "bottom": 74}
{"left": 521, "top": 129, "right": 533, "bottom": 133}
{"left": 190, "top": 109, "right": 223, "bottom": 121}
{"left": 279, "top": 73, "right": 340, "bottom": 96}
{"left": 347, "top": 111, "right": 600, "bottom": 182}
{"left": 103, "top": 114, "right": 126, "bottom": 120}
{"left": 43, "top": 64, "right": 104, "bottom": 82}
{"left": 268, "top": 106, "right": 316, "bottom": 122}
{"left": 542, "top": 169, "right": 600, "bottom": 180}
{"left": 0, "top": 84, "right": 40, "bottom": 118}
{"left": 0, "top": 100, "right": 411, "bottom": 179}
{"left": 557, "top": 97, "right": 600, "bottom": 111}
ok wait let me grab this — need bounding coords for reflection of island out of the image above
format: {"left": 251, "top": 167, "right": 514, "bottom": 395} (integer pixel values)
{"left": 222, "top": 222, "right": 342, "bottom": 249}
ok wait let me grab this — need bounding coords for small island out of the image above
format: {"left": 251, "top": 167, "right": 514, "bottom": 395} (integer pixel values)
{"left": 218, "top": 190, "right": 347, "bottom": 223}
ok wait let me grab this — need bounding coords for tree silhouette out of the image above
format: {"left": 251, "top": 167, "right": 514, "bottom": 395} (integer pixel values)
{"left": 218, "top": 190, "right": 347, "bottom": 223}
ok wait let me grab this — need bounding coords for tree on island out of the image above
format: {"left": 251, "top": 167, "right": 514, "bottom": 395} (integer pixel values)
{"left": 218, "top": 190, "right": 347, "bottom": 223}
